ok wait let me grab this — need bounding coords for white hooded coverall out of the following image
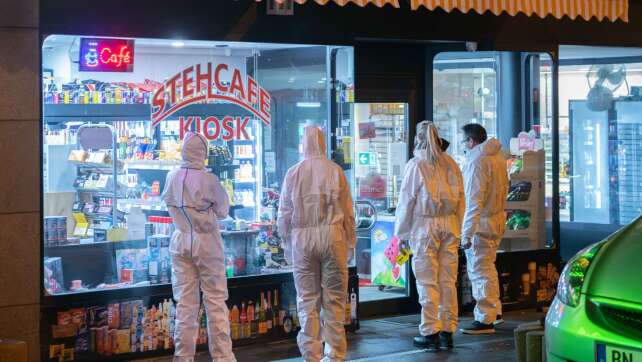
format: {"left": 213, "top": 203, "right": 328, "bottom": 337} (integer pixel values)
{"left": 394, "top": 122, "right": 465, "bottom": 336}
{"left": 277, "top": 126, "right": 356, "bottom": 362}
{"left": 461, "top": 138, "right": 509, "bottom": 325}
{"left": 162, "top": 132, "right": 236, "bottom": 362}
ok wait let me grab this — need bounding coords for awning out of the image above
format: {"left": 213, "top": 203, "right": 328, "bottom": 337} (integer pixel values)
{"left": 270, "top": 0, "right": 628, "bottom": 22}
{"left": 277, "top": 0, "right": 400, "bottom": 7}
{"left": 410, "top": 0, "right": 628, "bottom": 22}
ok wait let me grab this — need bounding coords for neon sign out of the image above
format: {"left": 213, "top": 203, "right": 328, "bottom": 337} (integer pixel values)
{"left": 79, "top": 38, "right": 135, "bottom": 72}
{"left": 151, "top": 63, "right": 272, "bottom": 140}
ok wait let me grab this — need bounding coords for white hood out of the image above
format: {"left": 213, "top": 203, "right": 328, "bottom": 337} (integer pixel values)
{"left": 181, "top": 132, "right": 209, "bottom": 169}
{"left": 302, "top": 126, "right": 326, "bottom": 159}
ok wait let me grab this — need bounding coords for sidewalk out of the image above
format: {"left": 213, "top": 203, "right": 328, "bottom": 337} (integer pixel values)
{"left": 147, "top": 310, "right": 545, "bottom": 362}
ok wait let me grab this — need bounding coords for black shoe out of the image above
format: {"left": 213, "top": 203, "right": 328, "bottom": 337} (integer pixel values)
{"left": 413, "top": 333, "right": 441, "bottom": 351}
{"left": 439, "top": 331, "right": 454, "bottom": 349}
{"left": 494, "top": 315, "right": 505, "bottom": 326}
{"left": 460, "top": 321, "right": 495, "bottom": 335}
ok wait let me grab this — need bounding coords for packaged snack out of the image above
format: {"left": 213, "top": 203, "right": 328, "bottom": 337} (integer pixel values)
{"left": 74, "top": 329, "right": 90, "bottom": 353}
{"left": 110, "top": 329, "right": 119, "bottom": 354}
{"left": 89, "top": 306, "right": 108, "bottom": 327}
{"left": 108, "top": 303, "right": 120, "bottom": 329}
{"left": 52, "top": 324, "right": 77, "bottom": 339}
{"left": 96, "top": 327, "right": 105, "bottom": 355}
{"left": 70, "top": 308, "right": 86, "bottom": 327}
{"left": 117, "top": 329, "right": 130, "bottom": 354}
{"left": 120, "top": 301, "right": 132, "bottom": 328}
{"left": 49, "top": 344, "right": 64, "bottom": 359}
{"left": 59, "top": 348, "right": 74, "bottom": 362}
{"left": 57, "top": 311, "right": 72, "bottom": 326}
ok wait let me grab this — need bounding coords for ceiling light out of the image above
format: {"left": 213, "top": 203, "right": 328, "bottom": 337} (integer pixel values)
{"left": 171, "top": 41, "right": 185, "bottom": 48}
{"left": 296, "top": 102, "right": 321, "bottom": 108}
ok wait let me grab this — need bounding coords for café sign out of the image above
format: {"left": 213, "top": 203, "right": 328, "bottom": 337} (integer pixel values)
{"left": 151, "top": 63, "right": 272, "bottom": 140}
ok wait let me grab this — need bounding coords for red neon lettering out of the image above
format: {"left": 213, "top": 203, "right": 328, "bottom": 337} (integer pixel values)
{"left": 236, "top": 117, "right": 250, "bottom": 140}
{"left": 99, "top": 46, "right": 132, "bottom": 67}
{"left": 196, "top": 63, "right": 211, "bottom": 95}
{"left": 203, "top": 116, "right": 221, "bottom": 140}
{"left": 221, "top": 116, "right": 235, "bottom": 141}
{"left": 230, "top": 69, "right": 246, "bottom": 100}
{"left": 151, "top": 85, "right": 166, "bottom": 120}
{"left": 259, "top": 88, "right": 271, "bottom": 118}
{"left": 214, "top": 64, "right": 229, "bottom": 93}
{"left": 166, "top": 73, "right": 181, "bottom": 104}
{"left": 182, "top": 66, "right": 194, "bottom": 99}
{"left": 179, "top": 116, "right": 194, "bottom": 140}
{"left": 247, "top": 76, "right": 258, "bottom": 105}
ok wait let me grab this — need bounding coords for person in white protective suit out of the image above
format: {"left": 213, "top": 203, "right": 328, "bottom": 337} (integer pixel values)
{"left": 277, "top": 125, "right": 356, "bottom": 362}
{"left": 459, "top": 123, "right": 509, "bottom": 335}
{"left": 394, "top": 121, "right": 465, "bottom": 351}
{"left": 162, "top": 132, "right": 236, "bottom": 362}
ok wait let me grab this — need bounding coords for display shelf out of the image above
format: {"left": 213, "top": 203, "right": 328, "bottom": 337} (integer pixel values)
{"left": 45, "top": 239, "right": 147, "bottom": 250}
{"left": 74, "top": 189, "right": 117, "bottom": 197}
{"left": 506, "top": 200, "right": 535, "bottom": 209}
{"left": 43, "top": 103, "right": 253, "bottom": 122}
{"left": 124, "top": 159, "right": 181, "bottom": 170}
{"left": 83, "top": 212, "right": 114, "bottom": 220}
{"left": 70, "top": 160, "right": 124, "bottom": 171}
{"left": 118, "top": 198, "right": 166, "bottom": 210}
{"left": 504, "top": 229, "right": 532, "bottom": 239}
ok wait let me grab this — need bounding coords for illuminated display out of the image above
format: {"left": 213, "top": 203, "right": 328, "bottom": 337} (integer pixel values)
{"left": 79, "top": 38, "right": 135, "bottom": 72}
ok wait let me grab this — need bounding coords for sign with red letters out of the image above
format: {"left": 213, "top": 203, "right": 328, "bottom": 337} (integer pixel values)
{"left": 151, "top": 63, "right": 272, "bottom": 140}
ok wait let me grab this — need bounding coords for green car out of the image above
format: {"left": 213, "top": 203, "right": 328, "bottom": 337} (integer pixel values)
{"left": 546, "top": 217, "right": 642, "bottom": 362}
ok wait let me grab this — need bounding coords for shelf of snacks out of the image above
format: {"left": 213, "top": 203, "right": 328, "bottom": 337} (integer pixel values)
{"left": 502, "top": 131, "right": 546, "bottom": 251}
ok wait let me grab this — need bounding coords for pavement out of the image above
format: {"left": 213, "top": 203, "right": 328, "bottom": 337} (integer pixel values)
{"left": 145, "top": 310, "right": 545, "bottom": 361}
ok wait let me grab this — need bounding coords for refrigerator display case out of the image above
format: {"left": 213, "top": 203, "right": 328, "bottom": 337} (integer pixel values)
{"left": 41, "top": 35, "right": 359, "bottom": 361}
{"left": 569, "top": 99, "right": 642, "bottom": 226}
{"left": 569, "top": 100, "right": 610, "bottom": 223}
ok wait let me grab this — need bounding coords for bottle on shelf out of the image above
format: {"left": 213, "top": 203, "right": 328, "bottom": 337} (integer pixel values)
{"left": 274, "top": 288, "right": 283, "bottom": 327}
{"left": 240, "top": 302, "right": 249, "bottom": 339}
{"left": 266, "top": 291, "right": 273, "bottom": 331}
{"left": 248, "top": 300, "right": 257, "bottom": 338}
{"left": 258, "top": 292, "right": 267, "bottom": 335}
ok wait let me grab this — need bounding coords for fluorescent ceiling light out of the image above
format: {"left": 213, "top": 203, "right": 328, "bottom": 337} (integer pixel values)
{"left": 171, "top": 41, "right": 185, "bottom": 47}
{"left": 296, "top": 102, "right": 321, "bottom": 108}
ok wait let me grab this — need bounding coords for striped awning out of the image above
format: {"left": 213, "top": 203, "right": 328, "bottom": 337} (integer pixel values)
{"left": 270, "top": 0, "right": 628, "bottom": 22}
{"left": 282, "top": 0, "right": 400, "bottom": 7}
{"left": 410, "top": 0, "right": 628, "bottom": 22}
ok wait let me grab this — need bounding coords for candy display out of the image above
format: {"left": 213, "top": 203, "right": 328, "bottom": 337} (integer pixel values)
{"left": 506, "top": 210, "right": 531, "bottom": 230}
{"left": 507, "top": 182, "right": 532, "bottom": 202}
{"left": 43, "top": 79, "right": 159, "bottom": 105}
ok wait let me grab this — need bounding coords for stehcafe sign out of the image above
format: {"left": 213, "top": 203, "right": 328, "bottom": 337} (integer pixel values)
{"left": 151, "top": 63, "right": 272, "bottom": 140}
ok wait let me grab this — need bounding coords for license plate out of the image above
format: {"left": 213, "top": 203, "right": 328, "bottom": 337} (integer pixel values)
{"left": 596, "top": 343, "right": 642, "bottom": 362}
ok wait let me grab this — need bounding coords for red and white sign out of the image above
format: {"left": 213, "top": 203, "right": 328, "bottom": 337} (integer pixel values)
{"left": 151, "top": 63, "right": 272, "bottom": 140}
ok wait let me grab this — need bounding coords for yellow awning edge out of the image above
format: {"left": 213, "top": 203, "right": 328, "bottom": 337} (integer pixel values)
{"left": 275, "top": 0, "right": 400, "bottom": 8}
{"left": 410, "top": 0, "right": 628, "bottom": 22}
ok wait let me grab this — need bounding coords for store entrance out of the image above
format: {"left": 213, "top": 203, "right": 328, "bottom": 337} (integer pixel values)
{"left": 352, "top": 102, "right": 409, "bottom": 303}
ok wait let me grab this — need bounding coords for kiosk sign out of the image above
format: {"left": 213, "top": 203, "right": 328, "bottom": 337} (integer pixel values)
{"left": 151, "top": 63, "right": 272, "bottom": 140}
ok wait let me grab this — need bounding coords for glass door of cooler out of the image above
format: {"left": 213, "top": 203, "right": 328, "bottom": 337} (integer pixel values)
{"left": 352, "top": 102, "right": 409, "bottom": 302}
{"left": 569, "top": 100, "right": 610, "bottom": 223}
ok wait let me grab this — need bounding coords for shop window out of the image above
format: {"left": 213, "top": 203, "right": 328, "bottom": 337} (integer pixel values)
{"left": 433, "top": 52, "right": 498, "bottom": 163}
{"left": 559, "top": 46, "right": 642, "bottom": 226}
{"left": 41, "top": 35, "right": 353, "bottom": 295}
{"left": 433, "top": 51, "right": 554, "bottom": 252}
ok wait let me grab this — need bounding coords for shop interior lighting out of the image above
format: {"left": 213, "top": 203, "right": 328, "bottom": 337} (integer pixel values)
{"left": 296, "top": 102, "right": 321, "bottom": 108}
{"left": 171, "top": 41, "right": 185, "bottom": 47}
